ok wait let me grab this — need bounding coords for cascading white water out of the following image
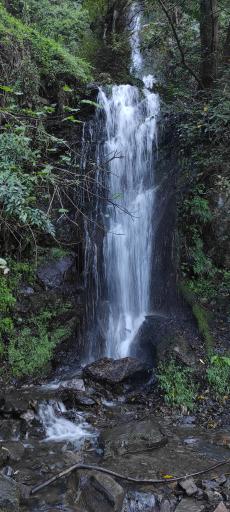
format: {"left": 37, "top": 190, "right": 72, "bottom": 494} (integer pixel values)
{"left": 38, "top": 401, "right": 94, "bottom": 447}
{"left": 99, "top": 7, "right": 160, "bottom": 358}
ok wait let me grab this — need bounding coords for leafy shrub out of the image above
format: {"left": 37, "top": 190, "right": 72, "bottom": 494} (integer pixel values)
{"left": 0, "top": 130, "right": 55, "bottom": 237}
{"left": 8, "top": 326, "right": 55, "bottom": 377}
{"left": 207, "top": 355, "right": 230, "bottom": 397}
{"left": 158, "top": 360, "right": 197, "bottom": 410}
{"left": 0, "top": 3, "right": 91, "bottom": 82}
{"left": 8, "top": 307, "right": 73, "bottom": 377}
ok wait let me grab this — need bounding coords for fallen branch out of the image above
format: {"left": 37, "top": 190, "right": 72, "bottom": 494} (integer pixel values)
{"left": 31, "top": 458, "right": 230, "bottom": 495}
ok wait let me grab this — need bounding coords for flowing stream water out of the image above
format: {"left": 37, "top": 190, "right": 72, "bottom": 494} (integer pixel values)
{"left": 97, "top": 7, "right": 160, "bottom": 358}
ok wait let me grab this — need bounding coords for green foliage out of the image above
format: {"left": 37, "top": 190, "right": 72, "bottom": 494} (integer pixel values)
{"left": 207, "top": 354, "right": 230, "bottom": 397}
{"left": 158, "top": 360, "right": 197, "bottom": 410}
{"left": 83, "top": 0, "right": 107, "bottom": 21}
{"left": 0, "top": 130, "right": 55, "bottom": 237}
{"left": 8, "top": 309, "right": 72, "bottom": 377}
{"left": 8, "top": 325, "right": 54, "bottom": 377}
{"left": 192, "top": 303, "right": 214, "bottom": 349}
{"left": 0, "top": 3, "right": 91, "bottom": 83}
{"left": 0, "top": 277, "right": 16, "bottom": 314}
{"left": 0, "top": 273, "right": 16, "bottom": 358}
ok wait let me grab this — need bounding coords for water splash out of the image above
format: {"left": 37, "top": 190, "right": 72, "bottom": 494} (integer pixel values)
{"left": 38, "top": 401, "right": 94, "bottom": 447}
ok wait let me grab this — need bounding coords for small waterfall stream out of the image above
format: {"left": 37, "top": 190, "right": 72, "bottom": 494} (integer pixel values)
{"left": 97, "top": 8, "right": 160, "bottom": 358}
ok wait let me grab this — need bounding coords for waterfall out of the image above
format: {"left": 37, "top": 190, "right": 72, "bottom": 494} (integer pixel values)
{"left": 96, "top": 7, "right": 160, "bottom": 358}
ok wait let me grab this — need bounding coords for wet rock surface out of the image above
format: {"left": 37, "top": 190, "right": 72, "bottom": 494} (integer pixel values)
{"left": 69, "top": 471, "right": 125, "bottom": 512}
{"left": 83, "top": 357, "right": 152, "bottom": 390}
{"left": 36, "top": 254, "right": 76, "bottom": 290}
{"left": 175, "top": 498, "right": 205, "bottom": 511}
{"left": 122, "top": 491, "right": 158, "bottom": 512}
{"left": 0, "top": 474, "right": 20, "bottom": 511}
{"left": 100, "top": 418, "right": 167, "bottom": 458}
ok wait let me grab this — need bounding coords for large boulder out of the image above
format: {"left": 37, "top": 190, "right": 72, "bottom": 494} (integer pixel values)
{"left": 68, "top": 471, "right": 125, "bottom": 512}
{"left": 100, "top": 418, "right": 167, "bottom": 458}
{"left": 0, "top": 474, "right": 20, "bottom": 512}
{"left": 131, "top": 314, "right": 197, "bottom": 367}
{"left": 37, "top": 253, "right": 76, "bottom": 289}
{"left": 83, "top": 357, "right": 151, "bottom": 390}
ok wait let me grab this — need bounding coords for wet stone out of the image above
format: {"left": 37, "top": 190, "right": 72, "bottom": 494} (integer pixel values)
{"left": 1, "top": 441, "right": 25, "bottom": 463}
{"left": 122, "top": 491, "right": 158, "bottom": 512}
{"left": 175, "top": 498, "right": 205, "bottom": 512}
{"left": 204, "top": 490, "right": 223, "bottom": 504}
{"left": 72, "top": 471, "right": 125, "bottom": 512}
{"left": 83, "top": 357, "right": 151, "bottom": 389}
{"left": 179, "top": 478, "right": 198, "bottom": 496}
{"left": 202, "top": 479, "right": 220, "bottom": 491}
{"left": 0, "top": 474, "right": 19, "bottom": 512}
{"left": 0, "top": 447, "right": 9, "bottom": 467}
{"left": 215, "top": 475, "right": 227, "bottom": 486}
{"left": 159, "top": 499, "right": 173, "bottom": 512}
{"left": 100, "top": 418, "right": 167, "bottom": 458}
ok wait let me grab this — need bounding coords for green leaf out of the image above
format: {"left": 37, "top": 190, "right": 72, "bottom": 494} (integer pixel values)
{"left": 0, "top": 85, "right": 14, "bottom": 93}
{"left": 62, "top": 84, "right": 73, "bottom": 92}
{"left": 58, "top": 208, "right": 69, "bottom": 214}
{"left": 63, "top": 115, "right": 83, "bottom": 124}
{"left": 81, "top": 99, "right": 102, "bottom": 108}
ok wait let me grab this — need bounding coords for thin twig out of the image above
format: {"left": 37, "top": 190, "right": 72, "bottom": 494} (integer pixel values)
{"left": 31, "top": 459, "right": 230, "bottom": 495}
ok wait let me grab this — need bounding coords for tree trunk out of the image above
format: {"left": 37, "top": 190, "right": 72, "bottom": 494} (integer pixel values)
{"left": 200, "top": 0, "right": 218, "bottom": 87}
{"left": 224, "top": 22, "right": 230, "bottom": 64}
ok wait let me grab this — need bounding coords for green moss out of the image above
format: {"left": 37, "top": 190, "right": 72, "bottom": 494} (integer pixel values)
{"left": 180, "top": 281, "right": 214, "bottom": 350}
{"left": 192, "top": 303, "right": 214, "bottom": 350}
{"left": 49, "top": 247, "right": 71, "bottom": 260}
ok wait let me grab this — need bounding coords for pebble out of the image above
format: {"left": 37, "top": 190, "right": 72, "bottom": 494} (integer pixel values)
{"left": 179, "top": 478, "right": 198, "bottom": 496}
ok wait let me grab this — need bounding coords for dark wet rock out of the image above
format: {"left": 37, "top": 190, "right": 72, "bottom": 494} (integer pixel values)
{"left": 204, "top": 490, "right": 223, "bottom": 504}
{"left": 195, "top": 488, "right": 204, "bottom": 500}
{"left": 202, "top": 479, "right": 220, "bottom": 491}
{"left": 83, "top": 357, "right": 151, "bottom": 390}
{"left": 0, "top": 419, "right": 23, "bottom": 440}
{"left": 1, "top": 466, "right": 14, "bottom": 478}
{"left": 1, "top": 441, "right": 25, "bottom": 463}
{"left": 180, "top": 416, "right": 196, "bottom": 426}
{"left": 100, "top": 418, "right": 167, "bottom": 458}
{"left": 160, "top": 499, "right": 174, "bottom": 512}
{"left": 223, "top": 478, "right": 230, "bottom": 491}
{"left": 213, "top": 503, "right": 228, "bottom": 512}
{"left": 175, "top": 498, "right": 205, "bottom": 511}
{"left": 131, "top": 315, "right": 198, "bottom": 367}
{"left": 60, "top": 389, "right": 96, "bottom": 409}
{"left": 122, "top": 491, "right": 158, "bottom": 511}
{"left": 0, "top": 396, "right": 28, "bottom": 418}
{"left": 37, "top": 254, "right": 76, "bottom": 289}
{"left": 69, "top": 471, "right": 125, "bottom": 512}
{"left": 215, "top": 475, "right": 227, "bottom": 486}
{"left": 179, "top": 478, "right": 198, "bottom": 496}
{"left": 0, "top": 447, "right": 9, "bottom": 467}
{"left": 0, "top": 474, "right": 19, "bottom": 511}
{"left": 211, "top": 432, "right": 230, "bottom": 449}
{"left": 60, "top": 378, "right": 85, "bottom": 392}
